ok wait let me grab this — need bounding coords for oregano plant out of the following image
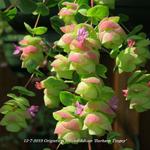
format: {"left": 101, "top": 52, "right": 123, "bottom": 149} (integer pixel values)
{"left": 0, "top": 0, "right": 150, "bottom": 150}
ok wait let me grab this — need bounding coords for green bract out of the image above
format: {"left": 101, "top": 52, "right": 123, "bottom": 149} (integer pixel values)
{"left": 19, "top": 35, "right": 45, "bottom": 73}
{"left": 41, "top": 77, "right": 68, "bottom": 108}
{"left": 126, "top": 70, "right": 150, "bottom": 112}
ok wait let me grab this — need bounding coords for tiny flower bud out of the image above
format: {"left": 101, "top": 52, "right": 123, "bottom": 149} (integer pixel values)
{"left": 122, "top": 89, "right": 128, "bottom": 97}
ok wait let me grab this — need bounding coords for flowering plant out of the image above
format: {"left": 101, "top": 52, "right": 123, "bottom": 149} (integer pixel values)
{"left": 0, "top": 0, "right": 150, "bottom": 150}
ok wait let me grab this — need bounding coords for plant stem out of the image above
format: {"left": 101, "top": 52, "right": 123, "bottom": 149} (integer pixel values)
{"left": 4, "top": 4, "right": 14, "bottom": 12}
{"left": 56, "top": 143, "right": 61, "bottom": 150}
{"left": 34, "top": 14, "right": 41, "bottom": 28}
{"left": 24, "top": 73, "right": 35, "bottom": 88}
{"left": 88, "top": 142, "right": 92, "bottom": 150}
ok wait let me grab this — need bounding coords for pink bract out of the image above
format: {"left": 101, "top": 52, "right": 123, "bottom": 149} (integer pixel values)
{"left": 22, "top": 45, "right": 38, "bottom": 57}
{"left": 58, "top": 8, "right": 74, "bottom": 17}
{"left": 63, "top": 2, "right": 78, "bottom": 10}
{"left": 62, "top": 119, "right": 81, "bottom": 130}
{"left": 82, "top": 77, "right": 101, "bottom": 84}
{"left": 68, "top": 53, "right": 82, "bottom": 63}
{"left": 60, "top": 24, "right": 76, "bottom": 33}
{"left": 61, "top": 33, "right": 74, "bottom": 45}
{"left": 85, "top": 114, "right": 101, "bottom": 125}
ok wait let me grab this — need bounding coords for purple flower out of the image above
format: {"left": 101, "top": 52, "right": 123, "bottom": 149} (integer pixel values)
{"left": 77, "top": 28, "right": 88, "bottom": 42}
{"left": 75, "top": 102, "right": 84, "bottom": 115}
{"left": 13, "top": 44, "right": 22, "bottom": 55}
{"left": 108, "top": 96, "right": 118, "bottom": 111}
{"left": 27, "top": 105, "right": 39, "bottom": 117}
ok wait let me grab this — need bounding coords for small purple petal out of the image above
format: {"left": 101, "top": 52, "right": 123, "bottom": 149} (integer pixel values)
{"left": 108, "top": 96, "right": 118, "bottom": 111}
{"left": 75, "top": 102, "right": 84, "bottom": 115}
{"left": 77, "top": 28, "right": 88, "bottom": 42}
{"left": 13, "top": 44, "right": 22, "bottom": 55}
{"left": 27, "top": 105, "right": 39, "bottom": 117}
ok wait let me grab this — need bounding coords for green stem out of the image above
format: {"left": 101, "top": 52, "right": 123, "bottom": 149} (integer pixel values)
{"left": 34, "top": 14, "right": 41, "bottom": 28}
{"left": 4, "top": 4, "right": 14, "bottom": 12}
{"left": 56, "top": 143, "right": 61, "bottom": 150}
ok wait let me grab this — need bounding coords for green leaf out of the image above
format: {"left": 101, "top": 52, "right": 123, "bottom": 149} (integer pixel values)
{"left": 35, "top": 2, "right": 49, "bottom": 16}
{"left": 33, "top": 27, "right": 48, "bottom": 35}
{"left": 77, "top": 0, "right": 89, "bottom": 5}
{"left": 0, "top": 0, "right": 6, "bottom": 9}
{"left": 47, "top": 0, "right": 58, "bottom": 8}
{"left": 15, "top": 97, "right": 30, "bottom": 107}
{"left": 7, "top": 93, "right": 30, "bottom": 109}
{"left": 106, "top": 16, "right": 120, "bottom": 23}
{"left": 7, "top": 93, "right": 18, "bottom": 99}
{"left": 119, "top": 13, "right": 129, "bottom": 23}
{"left": 107, "top": 131, "right": 121, "bottom": 144}
{"left": 99, "top": 86, "right": 114, "bottom": 102}
{"left": 136, "top": 39, "right": 150, "bottom": 47}
{"left": 6, "top": 123, "right": 21, "bottom": 132}
{"left": 128, "top": 35, "right": 144, "bottom": 40}
{"left": 110, "top": 48, "right": 120, "bottom": 58}
{"left": 42, "top": 76, "right": 68, "bottom": 90}
{"left": 72, "top": 71, "right": 80, "bottom": 83}
{"left": 127, "top": 70, "right": 145, "bottom": 86}
{"left": 78, "top": 8, "right": 88, "bottom": 16}
{"left": 96, "top": 64, "right": 107, "bottom": 78}
{"left": 128, "top": 25, "right": 143, "bottom": 36}
{"left": 87, "top": 5, "right": 109, "bottom": 20}
{"left": 12, "top": 86, "right": 35, "bottom": 97}
{"left": 3, "top": 7, "right": 17, "bottom": 20}
{"left": 10, "top": 0, "right": 37, "bottom": 14}
{"left": 60, "top": 91, "right": 75, "bottom": 106}
{"left": 24, "top": 22, "right": 33, "bottom": 34}
{"left": 50, "top": 16, "right": 64, "bottom": 34}
{"left": 0, "top": 105, "right": 13, "bottom": 114}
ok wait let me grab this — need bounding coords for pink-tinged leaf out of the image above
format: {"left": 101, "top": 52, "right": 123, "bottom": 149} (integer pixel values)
{"left": 21, "top": 45, "right": 38, "bottom": 57}
{"left": 82, "top": 77, "right": 101, "bottom": 84}
{"left": 60, "top": 24, "right": 76, "bottom": 33}
{"left": 99, "top": 20, "right": 121, "bottom": 31}
{"left": 63, "top": 132, "right": 80, "bottom": 143}
{"left": 58, "top": 8, "right": 74, "bottom": 17}
{"left": 84, "top": 114, "right": 101, "bottom": 125}
{"left": 53, "top": 111, "right": 74, "bottom": 121}
{"left": 54, "top": 123, "right": 69, "bottom": 135}
{"left": 71, "top": 39, "right": 90, "bottom": 51}
{"left": 62, "top": 2, "right": 78, "bottom": 10}
{"left": 62, "top": 119, "right": 81, "bottom": 130}
{"left": 61, "top": 34, "right": 74, "bottom": 45}
{"left": 68, "top": 53, "right": 82, "bottom": 63}
{"left": 19, "top": 39, "right": 29, "bottom": 45}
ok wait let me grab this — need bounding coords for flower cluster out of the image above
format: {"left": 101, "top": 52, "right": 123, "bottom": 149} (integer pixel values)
{"left": 58, "top": 2, "right": 78, "bottom": 24}
{"left": 15, "top": 35, "right": 45, "bottom": 73}
{"left": 56, "top": 23, "right": 100, "bottom": 75}
{"left": 123, "top": 70, "right": 150, "bottom": 112}
{"left": 98, "top": 17, "right": 126, "bottom": 49}
{"left": 116, "top": 37, "right": 150, "bottom": 73}
{"left": 40, "top": 77, "right": 68, "bottom": 108}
